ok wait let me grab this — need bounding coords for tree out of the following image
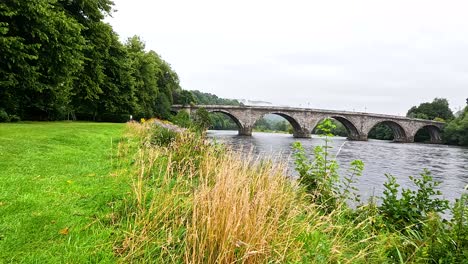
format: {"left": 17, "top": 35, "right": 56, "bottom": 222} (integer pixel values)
{"left": 407, "top": 98, "right": 454, "bottom": 121}
{"left": 313, "top": 119, "right": 348, "bottom": 137}
{"left": 125, "top": 36, "right": 159, "bottom": 118}
{"left": 0, "top": 1, "right": 190, "bottom": 123}
{"left": 174, "top": 90, "right": 196, "bottom": 106}
{"left": 190, "top": 90, "right": 242, "bottom": 106}
{"left": 193, "top": 108, "right": 212, "bottom": 130}
{"left": 443, "top": 105, "right": 468, "bottom": 146}
{"left": 368, "top": 124, "right": 394, "bottom": 140}
{"left": 0, "top": 0, "right": 85, "bottom": 120}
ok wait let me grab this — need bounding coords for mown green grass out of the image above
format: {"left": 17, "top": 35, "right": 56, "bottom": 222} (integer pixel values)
{"left": 0, "top": 122, "right": 127, "bottom": 263}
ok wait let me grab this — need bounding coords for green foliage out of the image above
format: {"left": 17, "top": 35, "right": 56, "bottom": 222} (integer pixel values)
{"left": 0, "top": 0, "right": 85, "bottom": 120}
{"left": 8, "top": 114, "right": 20, "bottom": 122}
{"left": 443, "top": 106, "right": 468, "bottom": 146}
{"left": 407, "top": 98, "right": 454, "bottom": 121}
{"left": 210, "top": 112, "right": 238, "bottom": 130}
{"left": 193, "top": 108, "right": 212, "bottom": 131}
{"left": 151, "top": 126, "right": 177, "bottom": 147}
{"left": 174, "top": 90, "right": 196, "bottom": 106}
{"left": 253, "top": 117, "right": 291, "bottom": 133}
{"left": 368, "top": 123, "right": 394, "bottom": 140}
{"left": 292, "top": 142, "right": 340, "bottom": 208}
{"left": 292, "top": 118, "right": 363, "bottom": 209}
{"left": 171, "top": 111, "right": 192, "bottom": 128}
{"left": 451, "top": 191, "right": 468, "bottom": 260}
{"left": 313, "top": 118, "right": 348, "bottom": 137}
{"left": 379, "top": 170, "right": 449, "bottom": 230}
{"left": 185, "top": 90, "right": 243, "bottom": 130}
{"left": 0, "top": 1, "right": 185, "bottom": 122}
{"left": 292, "top": 119, "right": 467, "bottom": 262}
{"left": 0, "top": 109, "right": 9, "bottom": 122}
{"left": 190, "top": 90, "right": 242, "bottom": 106}
{"left": 340, "top": 160, "right": 364, "bottom": 203}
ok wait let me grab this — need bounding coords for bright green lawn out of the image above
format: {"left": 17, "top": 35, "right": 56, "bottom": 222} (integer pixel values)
{"left": 0, "top": 122, "right": 127, "bottom": 263}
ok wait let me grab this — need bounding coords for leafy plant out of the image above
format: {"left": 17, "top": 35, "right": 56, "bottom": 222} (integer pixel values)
{"left": 150, "top": 126, "right": 177, "bottom": 147}
{"left": 171, "top": 111, "right": 192, "bottom": 128}
{"left": 193, "top": 108, "right": 212, "bottom": 131}
{"left": 379, "top": 170, "right": 449, "bottom": 229}
{"left": 0, "top": 109, "right": 9, "bottom": 122}
{"left": 8, "top": 114, "right": 20, "bottom": 122}
{"left": 292, "top": 118, "right": 363, "bottom": 209}
{"left": 451, "top": 189, "right": 468, "bottom": 261}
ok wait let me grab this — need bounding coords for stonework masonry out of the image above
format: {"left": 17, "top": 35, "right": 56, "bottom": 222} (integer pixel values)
{"left": 172, "top": 105, "right": 445, "bottom": 144}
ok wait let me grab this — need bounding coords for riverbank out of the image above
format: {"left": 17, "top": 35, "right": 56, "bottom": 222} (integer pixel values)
{"left": 0, "top": 122, "right": 466, "bottom": 263}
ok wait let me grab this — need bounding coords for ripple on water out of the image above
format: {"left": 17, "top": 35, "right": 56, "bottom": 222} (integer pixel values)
{"left": 207, "top": 130, "right": 468, "bottom": 203}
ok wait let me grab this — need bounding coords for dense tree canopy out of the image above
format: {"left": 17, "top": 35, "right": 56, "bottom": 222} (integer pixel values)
{"left": 407, "top": 98, "right": 454, "bottom": 121}
{"left": 190, "top": 90, "right": 242, "bottom": 106}
{"left": 443, "top": 101, "right": 468, "bottom": 146}
{"left": 0, "top": 0, "right": 185, "bottom": 122}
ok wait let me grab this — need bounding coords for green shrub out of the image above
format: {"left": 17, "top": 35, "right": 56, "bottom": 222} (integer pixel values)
{"left": 379, "top": 170, "right": 449, "bottom": 230}
{"left": 451, "top": 191, "right": 468, "bottom": 261}
{"left": 193, "top": 108, "right": 212, "bottom": 131}
{"left": 151, "top": 126, "right": 177, "bottom": 147}
{"left": 171, "top": 111, "right": 192, "bottom": 128}
{"left": 292, "top": 118, "right": 363, "bottom": 210}
{"left": 0, "top": 109, "right": 9, "bottom": 122}
{"left": 9, "top": 115, "right": 20, "bottom": 122}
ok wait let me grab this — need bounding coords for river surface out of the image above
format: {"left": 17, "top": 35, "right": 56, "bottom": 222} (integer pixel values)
{"left": 207, "top": 130, "right": 468, "bottom": 203}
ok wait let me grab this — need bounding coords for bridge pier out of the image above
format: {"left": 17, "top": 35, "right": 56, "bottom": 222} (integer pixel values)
{"left": 238, "top": 126, "right": 252, "bottom": 136}
{"left": 348, "top": 134, "right": 368, "bottom": 141}
{"left": 392, "top": 136, "right": 414, "bottom": 143}
{"left": 293, "top": 128, "right": 311, "bottom": 138}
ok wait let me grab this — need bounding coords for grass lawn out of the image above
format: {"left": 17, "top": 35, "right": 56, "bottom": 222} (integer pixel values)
{"left": 0, "top": 122, "right": 127, "bottom": 263}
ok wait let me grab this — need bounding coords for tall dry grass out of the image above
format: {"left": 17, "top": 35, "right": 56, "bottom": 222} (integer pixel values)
{"left": 116, "top": 122, "right": 388, "bottom": 263}
{"left": 186, "top": 152, "right": 304, "bottom": 263}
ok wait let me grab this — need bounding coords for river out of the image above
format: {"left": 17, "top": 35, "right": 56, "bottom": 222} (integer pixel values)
{"left": 207, "top": 130, "right": 468, "bottom": 203}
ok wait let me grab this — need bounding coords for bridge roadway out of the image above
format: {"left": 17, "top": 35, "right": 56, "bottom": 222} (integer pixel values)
{"left": 171, "top": 105, "right": 445, "bottom": 144}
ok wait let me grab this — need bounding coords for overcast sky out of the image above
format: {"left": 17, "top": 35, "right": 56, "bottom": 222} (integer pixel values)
{"left": 106, "top": 0, "right": 468, "bottom": 115}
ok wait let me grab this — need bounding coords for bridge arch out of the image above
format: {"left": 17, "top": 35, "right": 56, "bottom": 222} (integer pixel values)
{"left": 413, "top": 125, "right": 443, "bottom": 144}
{"left": 311, "top": 115, "right": 362, "bottom": 140}
{"left": 366, "top": 120, "right": 409, "bottom": 142}
{"left": 208, "top": 110, "right": 243, "bottom": 129}
{"left": 206, "top": 110, "right": 250, "bottom": 135}
{"left": 253, "top": 112, "right": 303, "bottom": 136}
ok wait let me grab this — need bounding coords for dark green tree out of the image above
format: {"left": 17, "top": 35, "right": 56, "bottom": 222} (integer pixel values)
{"left": 0, "top": 0, "right": 85, "bottom": 120}
{"left": 193, "top": 108, "right": 212, "bottom": 131}
{"left": 368, "top": 124, "right": 394, "bottom": 140}
{"left": 125, "top": 36, "right": 159, "bottom": 118}
{"left": 190, "top": 90, "right": 242, "bottom": 106}
{"left": 443, "top": 105, "right": 468, "bottom": 146}
{"left": 174, "top": 90, "right": 196, "bottom": 106}
{"left": 407, "top": 98, "right": 454, "bottom": 121}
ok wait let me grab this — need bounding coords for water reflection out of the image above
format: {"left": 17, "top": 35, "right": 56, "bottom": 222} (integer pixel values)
{"left": 207, "top": 130, "right": 468, "bottom": 203}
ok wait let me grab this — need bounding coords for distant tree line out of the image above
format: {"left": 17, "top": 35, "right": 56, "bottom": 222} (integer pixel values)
{"left": 0, "top": 0, "right": 187, "bottom": 122}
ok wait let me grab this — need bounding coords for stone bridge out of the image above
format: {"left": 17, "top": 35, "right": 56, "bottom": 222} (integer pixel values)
{"left": 171, "top": 105, "right": 445, "bottom": 143}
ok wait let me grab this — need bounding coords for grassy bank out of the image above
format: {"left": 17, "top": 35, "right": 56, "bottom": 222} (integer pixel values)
{"left": 0, "top": 122, "right": 127, "bottom": 262}
{"left": 1, "top": 121, "right": 466, "bottom": 263}
{"left": 117, "top": 122, "right": 467, "bottom": 263}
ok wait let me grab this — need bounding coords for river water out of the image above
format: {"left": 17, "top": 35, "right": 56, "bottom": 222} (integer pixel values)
{"left": 207, "top": 130, "right": 468, "bottom": 203}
